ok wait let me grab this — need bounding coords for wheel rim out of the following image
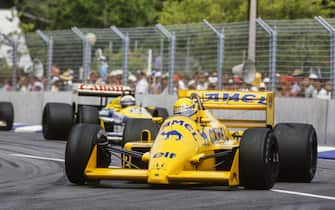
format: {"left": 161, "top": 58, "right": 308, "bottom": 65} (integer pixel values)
{"left": 265, "top": 135, "right": 279, "bottom": 184}
{"left": 269, "top": 139, "right": 279, "bottom": 182}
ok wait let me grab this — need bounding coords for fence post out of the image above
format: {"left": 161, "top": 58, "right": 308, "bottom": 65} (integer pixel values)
{"left": 0, "top": 34, "right": 17, "bottom": 90}
{"left": 111, "top": 26, "right": 129, "bottom": 86}
{"left": 315, "top": 16, "right": 335, "bottom": 99}
{"left": 159, "top": 38, "right": 164, "bottom": 72}
{"left": 72, "top": 27, "right": 91, "bottom": 82}
{"left": 36, "top": 30, "right": 53, "bottom": 90}
{"left": 12, "top": 40, "right": 17, "bottom": 90}
{"left": 156, "top": 24, "right": 176, "bottom": 95}
{"left": 134, "top": 40, "right": 138, "bottom": 52}
{"left": 203, "top": 20, "right": 224, "bottom": 90}
{"left": 256, "top": 18, "right": 277, "bottom": 92}
{"left": 185, "top": 37, "right": 191, "bottom": 73}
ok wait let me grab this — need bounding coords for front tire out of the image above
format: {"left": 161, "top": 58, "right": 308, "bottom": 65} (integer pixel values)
{"left": 239, "top": 128, "right": 279, "bottom": 190}
{"left": 65, "top": 124, "right": 110, "bottom": 185}
{"left": 274, "top": 123, "right": 317, "bottom": 182}
{"left": 0, "top": 102, "right": 14, "bottom": 131}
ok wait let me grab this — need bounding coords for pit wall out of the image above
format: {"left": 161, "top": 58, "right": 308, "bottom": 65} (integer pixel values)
{"left": 0, "top": 92, "right": 333, "bottom": 145}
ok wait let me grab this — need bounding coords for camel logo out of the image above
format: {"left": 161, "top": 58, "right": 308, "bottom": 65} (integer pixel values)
{"left": 160, "top": 130, "right": 182, "bottom": 141}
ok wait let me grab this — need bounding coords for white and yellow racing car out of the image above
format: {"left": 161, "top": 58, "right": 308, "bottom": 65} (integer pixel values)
{"left": 42, "top": 84, "right": 168, "bottom": 144}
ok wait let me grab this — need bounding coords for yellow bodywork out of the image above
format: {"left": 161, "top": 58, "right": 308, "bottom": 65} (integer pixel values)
{"left": 84, "top": 90, "right": 275, "bottom": 186}
{"left": 100, "top": 97, "right": 152, "bottom": 130}
{"left": 105, "top": 96, "right": 152, "bottom": 119}
{"left": 106, "top": 96, "right": 122, "bottom": 111}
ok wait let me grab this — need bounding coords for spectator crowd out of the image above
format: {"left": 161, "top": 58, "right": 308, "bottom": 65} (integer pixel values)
{"left": 0, "top": 66, "right": 332, "bottom": 100}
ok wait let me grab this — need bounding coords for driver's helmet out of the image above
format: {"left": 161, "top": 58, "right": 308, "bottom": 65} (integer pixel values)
{"left": 120, "top": 95, "right": 136, "bottom": 108}
{"left": 173, "top": 98, "right": 197, "bottom": 120}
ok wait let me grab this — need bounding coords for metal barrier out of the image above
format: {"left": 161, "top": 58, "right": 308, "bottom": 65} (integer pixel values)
{"left": 203, "top": 19, "right": 224, "bottom": 90}
{"left": 36, "top": 30, "right": 53, "bottom": 90}
{"left": 0, "top": 33, "right": 18, "bottom": 88}
{"left": 256, "top": 18, "right": 277, "bottom": 91}
{"left": 156, "top": 24, "right": 176, "bottom": 94}
{"left": 2, "top": 18, "right": 335, "bottom": 97}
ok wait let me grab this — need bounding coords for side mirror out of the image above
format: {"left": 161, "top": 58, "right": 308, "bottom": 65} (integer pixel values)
{"left": 152, "top": 117, "right": 163, "bottom": 123}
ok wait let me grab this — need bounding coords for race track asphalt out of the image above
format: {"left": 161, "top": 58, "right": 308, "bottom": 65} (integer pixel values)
{"left": 0, "top": 131, "right": 334, "bottom": 210}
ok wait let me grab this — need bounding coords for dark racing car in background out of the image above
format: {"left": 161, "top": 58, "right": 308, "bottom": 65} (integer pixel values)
{"left": 42, "top": 84, "right": 168, "bottom": 145}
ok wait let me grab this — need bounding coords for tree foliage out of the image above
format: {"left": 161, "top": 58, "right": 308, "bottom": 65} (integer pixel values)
{"left": 159, "top": 0, "right": 326, "bottom": 25}
{"left": 12, "top": 0, "right": 162, "bottom": 31}
{"left": 159, "top": 0, "right": 246, "bottom": 24}
{"left": 6, "top": 0, "right": 335, "bottom": 31}
{"left": 320, "top": 0, "right": 335, "bottom": 17}
{"left": 257, "top": 0, "right": 325, "bottom": 20}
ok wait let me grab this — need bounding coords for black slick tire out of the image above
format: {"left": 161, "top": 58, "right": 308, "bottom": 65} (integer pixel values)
{"left": 0, "top": 102, "right": 14, "bottom": 131}
{"left": 239, "top": 128, "right": 279, "bottom": 190}
{"left": 273, "top": 123, "right": 317, "bottom": 182}
{"left": 77, "top": 106, "right": 99, "bottom": 124}
{"left": 42, "top": 103, "right": 73, "bottom": 140}
{"left": 65, "top": 124, "right": 110, "bottom": 185}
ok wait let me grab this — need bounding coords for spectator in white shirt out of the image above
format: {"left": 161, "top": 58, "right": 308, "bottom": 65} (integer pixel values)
{"left": 315, "top": 79, "right": 331, "bottom": 100}
{"left": 196, "top": 72, "right": 208, "bottom": 90}
{"left": 136, "top": 71, "right": 149, "bottom": 94}
{"left": 312, "top": 78, "right": 326, "bottom": 98}
{"left": 305, "top": 73, "right": 318, "bottom": 98}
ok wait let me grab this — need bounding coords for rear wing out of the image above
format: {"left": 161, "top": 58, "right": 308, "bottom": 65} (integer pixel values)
{"left": 77, "top": 84, "right": 134, "bottom": 97}
{"left": 178, "top": 90, "right": 275, "bottom": 128}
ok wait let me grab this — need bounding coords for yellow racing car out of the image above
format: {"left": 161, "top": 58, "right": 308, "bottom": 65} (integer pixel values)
{"left": 65, "top": 90, "right": 317, "bottom": 189}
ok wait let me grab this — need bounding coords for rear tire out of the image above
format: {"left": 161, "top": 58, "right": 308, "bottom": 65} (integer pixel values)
{"left": 42, "top": 103, "right": 73, "bottom": 140}
{"left": 77, "top": 106, "right": 99, "bottom": 124}
{"left": 65, "top": 124, "right": 110, "bottom": 185}
{"left": 239, "top": 128, "right": 279, "bottom": 190}
{"left": 273, "top": 123, "right": 317, "bottom": 182}
{"left": 0, "top": 102, "right": 14, "bottom": 131}
{"left": 122, "top": 118, "right": 159, "bottom": 146}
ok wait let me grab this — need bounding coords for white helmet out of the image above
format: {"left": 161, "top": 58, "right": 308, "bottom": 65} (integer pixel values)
{"left": 120, "top": 95, "right": 136, "bottom": 108}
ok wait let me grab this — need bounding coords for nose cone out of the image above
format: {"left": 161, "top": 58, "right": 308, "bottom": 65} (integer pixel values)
{"left": 148, "top": 156, "right": 170, "bottom": 184}
{"left": 147, "top": 154, "right": 172, "bottom": 184}
{"left": 148, "top": 169, "right": 169, "bottom": 184}
{"left": 147, "top": 116, "right": 200, "bottom": 184}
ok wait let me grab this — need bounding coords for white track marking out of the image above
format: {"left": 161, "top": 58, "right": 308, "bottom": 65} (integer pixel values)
{"left": 318, "top": 146, "right": 335, "bottom": 152}
{"left": 6, "top": 153, "right": 335, "bottom": 201}
{"left": 10, "top": 153, "right": 64, "bottom": 162}
{"left": 271, "top": 189, "right": 335, "bottom": 201}
{"left": 14, "top": 125, "right": 42, "bottom": 133}
{"left": 9, "top": 153, "right": 120, "bottom": 167}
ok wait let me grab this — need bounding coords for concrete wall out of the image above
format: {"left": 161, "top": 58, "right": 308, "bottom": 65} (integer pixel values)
{"left": 0, "top": 92, "right": 44, "bottom": 125}
{"left": 327, "top": 100, "right": 335, "bottom": 145}
{"left": 0, "top": 92, "right": 334, "bottom": 145}
{"left": 275, "top": 98, "right": 329, "bottom": 145}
